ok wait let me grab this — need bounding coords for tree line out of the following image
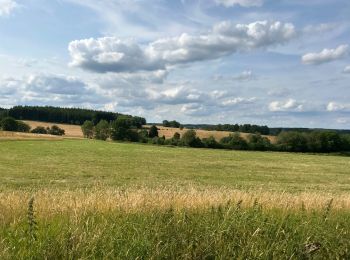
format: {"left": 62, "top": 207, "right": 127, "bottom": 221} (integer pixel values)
{"left": 82, "top": 119, "right": 350, "bottom": 153}
{"left": 0, "top": 106, "right": 146, "bottom": 126}
{"left": 201, "top": 124, "right": 270, "bottom": 135}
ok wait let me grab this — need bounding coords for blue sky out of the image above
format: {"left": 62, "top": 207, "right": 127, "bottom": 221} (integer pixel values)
{"left": 0, "top": 0, "right": 350, "bottom": 128}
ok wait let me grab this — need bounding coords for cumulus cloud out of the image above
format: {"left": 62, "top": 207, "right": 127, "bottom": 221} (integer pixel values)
{"left": 221, "top": 97, "right": 256, "bottom": 107}
{"left": 0, "top": 74, "right": 108, "bottom": 108}
{"left": 302, "top": 44, "right": 349, "bottom": 65}
{"left": 25, "top": 74, "right": 92, "bottom": 95}
{"left": 0, "top": 0, "right": 18, "bottom": 16}
{"left": 269, "top": 99, "right": 303, "bottom": 112}
{"left": 69, "top": 20, "right": 296, "bottom": 73}
{"left": 327, "top": 102, "right": 350, "bottom": 112}
{"left": 343, "top": 65, "right": 350, "bottom": 74}
{"left": 214, "top": 0, "right": 264, "bottom": 7}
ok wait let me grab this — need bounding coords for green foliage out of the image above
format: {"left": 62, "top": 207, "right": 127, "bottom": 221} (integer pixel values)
{"left": 0, "top": 117, "right": 19, "bottom": 131}
{"left": 163, "top": 120, "right": 181, "bottom": 128}
{"left": 81, "top": 120, "right": 94, "bottom": 139}
{"left": 173, "top": 132, "right": 181, "bottom": 140}
{"left": 247, "top": 133, "right": 271, "bottom": 151}
{"left": 204, "top": 123, "right": 270, "bottom": 135}
{"left": 202, "top": 136, "right": 221, "bottom": 149}
{"left": 0, "top": 117, "right": 30, "bottom": 132}
{"left": 148, "top": 125, "right": 159, "bottom": 138}
{"left": 16, "top": 121, "right": 31, "bottom": 133}
{"left": 110, "top": 116, "right": 139, "bottom": 142}
{"left": 277, "top": 131, "right": 349, "bottom": 153}
{"left": 181, "top": 130, "right": 203, "bottom": 147}
{"left": 6, "top": 105, "right": 146, "bottom": 126}
{"left": 31, "top": 126, "right": 48, "bottom": 134}
{"left": 220, "top": 133, "right": 248, "bottom": 150}
{"left": 47, "top": 125, "right": 65, "bottom": 136}
{"left": 94, "top": 120, "right": 110, "bottom": 141}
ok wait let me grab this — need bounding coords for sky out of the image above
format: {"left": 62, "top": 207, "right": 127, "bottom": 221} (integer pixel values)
{"left": 0, "top": 0, "right": 350, "bottom": 128}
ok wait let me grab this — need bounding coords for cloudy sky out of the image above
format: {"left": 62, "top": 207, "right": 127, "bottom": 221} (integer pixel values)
{"left": 1, "top": 0, "right": 350, "bottom": 128}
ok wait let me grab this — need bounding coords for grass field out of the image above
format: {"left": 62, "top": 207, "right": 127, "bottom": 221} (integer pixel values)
{"left": 1, "top": 139, "right": 349, "bottom": 259}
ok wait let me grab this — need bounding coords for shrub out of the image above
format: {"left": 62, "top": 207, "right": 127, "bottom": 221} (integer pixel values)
{"left": 110, "top": 117, "right": 139, "bottom": 141}
{"left": 81, "top": 120, "right": 94, "bottom": 139}
{"left": 181, "top": 130, "right": 203, "bottom": 148}
{"left": 202, "top": 136, "right": 221, "bottom": 149}
{"left": 220, "top": 133, "right": 248, "bottom": 150}
{"left": 48, "top": 125, "right": 65, "bottom": 136}
{"left": 31, "top": 126, "right": 48, "bottom": 134}
{"left": 148, "top": 125, "right": 159, "bottom": 138}
{"left": 0, "top": 117, "right": 18, "bottom": 131}
{"left": 277, "top": 131, "right": 307, "bottom": 152}
{"left": 173, "top": 132, "right": 181, "bottom": 140}
{"left": 248, "top": 133, "right": 271, "bottom": 151}
{"left": 16, "top": 121, "right": 31, "bottom": 133}
{"left": 94, "top": 120, "right": 110, "bottom": 141}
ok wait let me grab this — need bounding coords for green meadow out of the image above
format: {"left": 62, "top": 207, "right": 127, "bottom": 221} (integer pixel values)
{"left": 1, "top": 139, "right": 350, "bottom": 259}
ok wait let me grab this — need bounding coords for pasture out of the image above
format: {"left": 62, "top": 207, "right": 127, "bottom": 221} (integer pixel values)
{"left": 0, "top": 139, "right": 349, "bottom": 259}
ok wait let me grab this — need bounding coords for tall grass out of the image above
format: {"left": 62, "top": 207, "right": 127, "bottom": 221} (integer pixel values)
{"left": 1, "top": 188, "right": 350, "bottom": 259}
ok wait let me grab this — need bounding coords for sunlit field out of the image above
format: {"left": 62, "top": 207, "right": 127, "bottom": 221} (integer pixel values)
{"left": 1, "top": 139, "right": 350, "bottom": 259}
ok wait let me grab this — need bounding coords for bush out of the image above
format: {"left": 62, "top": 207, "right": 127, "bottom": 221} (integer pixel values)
{"left": 277, "top": 131, "right": 307, "bottom": 152}
{"left": 202, "top": 136, "right": 221, "bottom": 149}
{"left": 148, "top": 125, "right": 159, "bottom": 138}
{"left": 31, "top": 126, "right": 48, "bottom": 134}
{"left": 81, "top": 120, "right": 94, "bottom": 139}
{"left": 16, "top": 121, "right": 31, "bottom": 133}
{"left": 0, "top": 117, "right": 19, "bottom": 131}
{"left": 48, "top": 125, "right": 65, "bottom": 136}
{"left": 173, "top": 132, "right": 181, "bottom": 140}
{"left": 0, "top": 117, "right": 30, "bottom": 132}
{"left": 181, "top": 130, "right": 203, "bottom": 148}
{"left": 110, "top": 117, "right": 139, "bottom": 142}
{"left": 247, "top": 133, "right": 271, "bottom": 151}
{"left": 94, "top": 120, "right": 110, "bottom": 141}
{"left": 220, "top": 133, "right": 248, "bottom": 150}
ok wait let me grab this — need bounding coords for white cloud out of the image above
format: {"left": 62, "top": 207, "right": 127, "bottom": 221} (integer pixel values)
{"left": 0, "top": 0, "right": 18, "bottom": 16}
{"left": 0, "top": 74, "right": 108, "bottom": 108}
{"left": 343, "top": 65, "right": 350, "bottom": 74}
{"left": 269, "top": 99, "right": 303, "bottom": 112}
{"left": 214, "top": 0, "right": 264, "bottom": 8}
{"left": 69, "top": 20, "right": 296, "bottom": 73}
{"left": 214, "top": 70, "right": 255, "bottom": 81}
{"left": 221, "top": 97, "right": 256, "bottom": 107}
{"left": 327, "top": 102, "right": 350, "bottom": 112}
{"left": 25, "top": 74, "right": 93, "bottom": 95}
{"left": 302, "top": 44, "right": 349, "bottom": 65}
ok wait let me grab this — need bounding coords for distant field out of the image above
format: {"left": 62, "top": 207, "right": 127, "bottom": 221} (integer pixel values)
{"left": 146, "top": 125, "right": 277, "bottom": 142}
{"left": 24, "top": 120, "right": 84, "bottom": 138}
{"left": 24, "top": 120, "right": 276, "bottom": 142}
{"left": 1, "top": 139, "right": 349, "bottom": 259}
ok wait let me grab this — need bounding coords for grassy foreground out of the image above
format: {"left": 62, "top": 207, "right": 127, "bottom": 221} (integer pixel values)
{"left": 1, "top": 139, "right": 350, "bottom": 259}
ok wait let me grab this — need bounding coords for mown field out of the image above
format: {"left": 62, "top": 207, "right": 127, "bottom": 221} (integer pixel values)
{"left": 23, "top": 120, "right": 276, "bottom": 142}
{"left": 1, "top": 139, "right": 350, "bottom": 259}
